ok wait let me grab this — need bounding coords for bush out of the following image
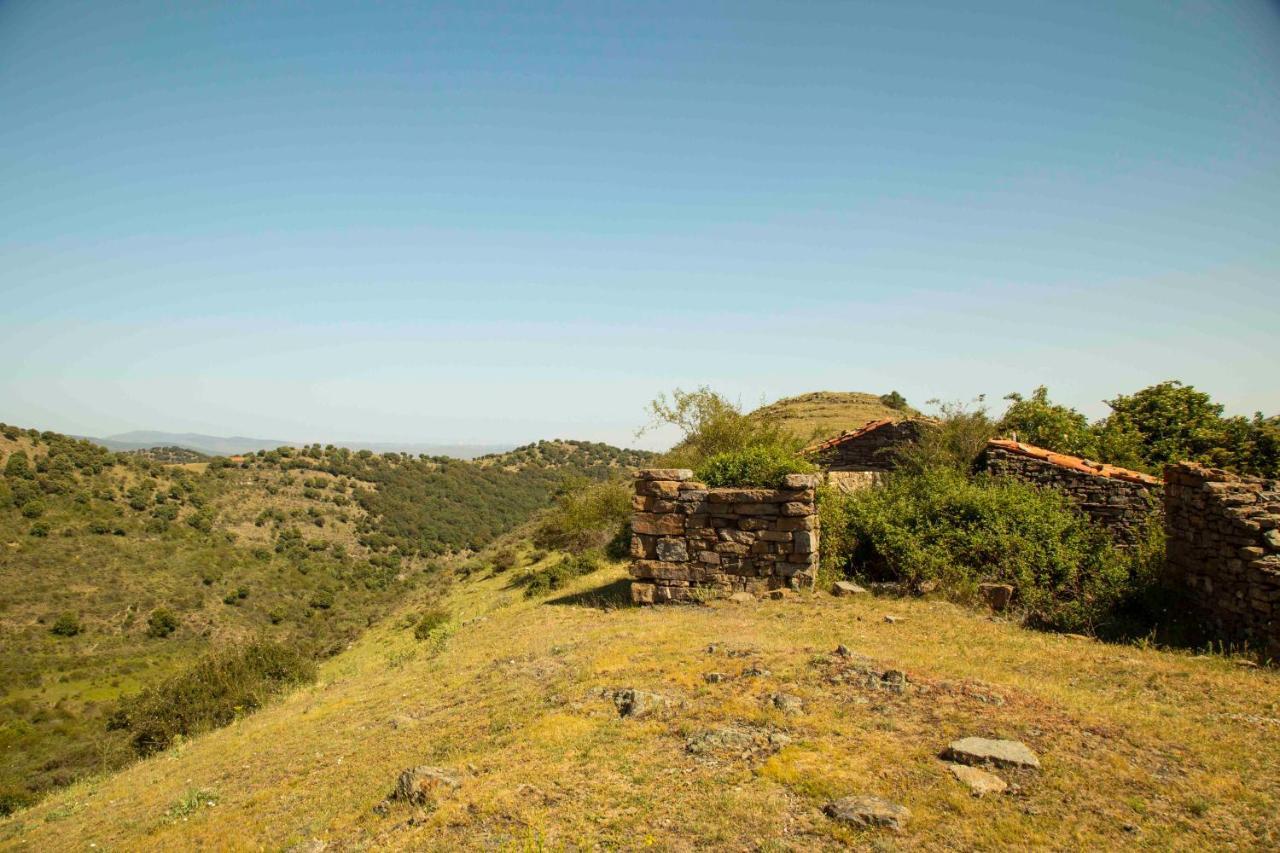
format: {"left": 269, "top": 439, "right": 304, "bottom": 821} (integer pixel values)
{"left": 109, "top": 640, "right": 315, "bottom": 755}
{"left": 50, "top": 613, "right": 81, "bottom": 637}
{"left": 490, "top": 546, "right": 520, "bottom": 573}
{"left": 642, "top": 386, "right": 803, "bottom": 469}
{"left": 532, "top": 479, "right": 631, "bottom": 554}
{"left": 412, "top": 607, "right": 450, "bottom": 640}
{"left": 696, "top": 445, "right": 815, "bottom": 487}
{"left": 999, "top": 387, "right": 1097, "bottom": 457}
{"left": 824, "top": 467, "right": 1143, "bottom": 632}
{"left": 28, "top": 521, "right": 49, "bottom": 537}
{"left": 146, "top": 608, "right": 179, "bottom": 638}
{"left": 891, "top": 398, "right": 995, "bottom": 475}
{"left": 522, "top": 551, "right": 603, "bottom": 598}
{"left": 20, "top": 500, "right": 44, "bottom": 519}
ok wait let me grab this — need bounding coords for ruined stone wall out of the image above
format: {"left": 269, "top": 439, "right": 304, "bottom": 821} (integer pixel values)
{"left": 983, "top": 446, "right": 1161, "bottom": 545}
{"left": 629, "top": 469, "right": 820, "bottom": 604}
{"left": 812, "top": 420, "right": 924, "bottom": 471}
{"left": 1165, "top": 463, "right": 1280, "bottom": 656}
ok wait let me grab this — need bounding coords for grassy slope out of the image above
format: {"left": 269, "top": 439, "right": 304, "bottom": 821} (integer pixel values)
{"left": 751, "top": 391, "right": 915, "bottom": 444}
{"left": 6, "top": 556, "right": 1277, "bottom": 850}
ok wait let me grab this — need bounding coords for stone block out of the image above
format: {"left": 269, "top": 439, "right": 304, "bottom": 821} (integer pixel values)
{"left": 632, "top": 513, "right": 685, "bottom": 536}
{"left": 735, "top": 503, "right": 780, "bottom": 515}
{"left": 636, "top": 480, "right": 680, "bottom": 498}
{"left": 630, "top": 582, "right": 656, "bottom": 605}
{"left": 654, "top": 538, "right": 689, "bottom": 562}
{"left": 636, "top": 469, "right": 694, "bottom": 481}
{"left": 782, "top": 473, "right": 821, "bottom": 489}
{"left": 793, "top": 530, "right": 816, "bottom": 553}
{"left": 780, "top": 502, "right": 812, "bottom": 517}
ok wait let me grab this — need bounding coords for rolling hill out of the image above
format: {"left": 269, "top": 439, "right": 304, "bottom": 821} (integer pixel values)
{"left": 750, "top": 391, "right": 917, "bottom": 443}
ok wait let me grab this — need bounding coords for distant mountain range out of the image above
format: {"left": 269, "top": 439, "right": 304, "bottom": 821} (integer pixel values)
{"left": 82, "top": 431, "right": 513, "bottom": 460}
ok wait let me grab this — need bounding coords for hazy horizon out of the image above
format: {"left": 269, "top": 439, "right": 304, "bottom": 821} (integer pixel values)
{"left": 3, "top": 1, "right": 1278, "bottom": 448}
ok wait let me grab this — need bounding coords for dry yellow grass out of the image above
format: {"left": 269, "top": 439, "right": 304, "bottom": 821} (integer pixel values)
{"left": 752, "top": 391, "right": 913, "bottom": 443}
{"left": 3, "top": 558, "right": 1278, "bottom": 850}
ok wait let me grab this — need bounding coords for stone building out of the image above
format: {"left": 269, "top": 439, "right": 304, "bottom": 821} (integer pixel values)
{"left": 1164, "top": 462, "right": 1279, "bottom": 657}
{"left": 981, "top": 439, "right": 1161, "bottom": 545}
{"left": 629, "top": 468, "right": 820, "bottom": 604}
{"left": 804, "top": 419, "right": 930, "bottom": 492}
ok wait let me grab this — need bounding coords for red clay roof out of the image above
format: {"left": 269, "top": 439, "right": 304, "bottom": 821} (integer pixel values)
{"left": 987, "top": 439, "right": 1159, "bottom": 485}
{"left": 802, "top": 418, "right": 898, "bottom": 454}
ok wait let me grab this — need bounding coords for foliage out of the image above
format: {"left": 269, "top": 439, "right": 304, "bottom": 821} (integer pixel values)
{"left": 412, "top": 607, "right": 451, "bottom": 640}
{"left": 109, "top": 640, "right": 315, "bottom": 756}
{"left": 879, "top": 390, "right": 910, "bottom": 411}
{"left": 695, "top": 444, "right": 816, "bottom": 487}
{"left": 532, "top": 478, "right": 631, "bottom": 554}
{"left": 823, "top": 467, "right": 1143, "bottom": 632}
{"left": 999, "top": 387, "right": 1098, "bottom": 457}
{"left": 642, "top": 386, "right": 804, "bottom": 469}
{"left": 146, "top": 608, "right": 179, "bottom": 638}
{"left": 49, "top": 613, "right": 81, "bottom": 637}
{"left": 891, "top": 398, "right": 995, "bottom": 475}
{"left": 521, "top": 551, "right": 603, "bottom": 598}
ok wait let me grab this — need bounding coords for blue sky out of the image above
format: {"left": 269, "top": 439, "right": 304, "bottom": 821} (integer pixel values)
{"left": 2, "top": 0, "right": 1278, "bottom": 448}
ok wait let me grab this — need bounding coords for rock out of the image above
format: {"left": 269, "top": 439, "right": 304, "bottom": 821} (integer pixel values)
{"left": 883, "top": 614, "right": 904, "bottom": 624}
{"left": 834, "top": 644, "right": 852, "bottom": 657}
{"left": 770, "top": 692, "right": 804, "bottom": 715}
{"left": 782, "top": 473, "right": 821, "bottom": 489}
{"left": 703, "top": 671, "right": 729, "bottom": 683}
{"left": 768, "top": 732, "right": 793, "bottom": 749}
{"left": 978, "top": 582, "right": 1015, "bottom": 612}
{"left": 915, "top": 579, "right": 939, "bottom": 594}
{"left": 636, "top": 468, "right": 694, "bottom": 481}
{"left": 1264, "top": 529, "right": 1280, "bottom": 550}
{"left": 740, "top": 664, "right": 771, "bottom": 678}
{"left": 947, "top": 763, "right": 1008, "bottom": 796}
{"left": 728, "top": 591, "right": 756, "bottom": 604}
{"left": 387, "top": 766, "right": 460, "bottom": 807}
{"left": 685, "top": 727, "right": 758, "bottom": 755}
{"left": 387, "top": 714, "right": 417, "bottom": 730}
{"left": 612, "top": 689, "right": 669, "bottom": 719}
{"left": 767, "top": 588, "right": 793, "bottom": 601}
{"left": 868, "top": 581, "right": 904, "bottom": 595}
{"left": 823, "top": 795, "right": 911, "bottom": 832}
{"left": 630, "top": 582, "right": 656, "bottom": 605}
{"left": 832, "top": 581, "right": 867, "bottom": 597}
{"left": 654, "top": 538, "right": 689, "bottom": 562}
{"left": 944, "top": 737, "right": 1041, "bottom": 770}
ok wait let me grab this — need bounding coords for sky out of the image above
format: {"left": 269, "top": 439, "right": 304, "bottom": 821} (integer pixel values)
{"left": 2, "top": 0, "right": 1278, "bottom": 449}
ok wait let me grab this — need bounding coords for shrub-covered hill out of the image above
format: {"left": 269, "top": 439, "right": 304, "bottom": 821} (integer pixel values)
{"left": 0, "top": 425, "right": 650, "bottom": 810}
{"left": 3, "top": 549, "right": 1277, "bottom": 850}
{"left": 750, "top": 391, "right": 917, "bottom": 444}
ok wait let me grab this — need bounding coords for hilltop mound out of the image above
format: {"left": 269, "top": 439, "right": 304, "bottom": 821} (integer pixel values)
{"left": 4, "top": 552, "right": 1276, "bottom": 849}
{"left": 750, "top": 391, "right": 915, "bottom": 443}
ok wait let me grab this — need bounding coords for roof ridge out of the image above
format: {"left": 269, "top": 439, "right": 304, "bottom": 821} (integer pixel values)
{"left": 987, "top": 438, "right": 1159, "bottom": 485}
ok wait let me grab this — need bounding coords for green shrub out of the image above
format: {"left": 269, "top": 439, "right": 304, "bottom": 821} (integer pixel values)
{"left": 490, "top": 547, "right": 519, "bottom": 573}
{"left": 28, "top": 521, "right": 49, "bottom": 537}
{"left": 412, "top": 607, "right": 450, "bottom": 640}
{"left": 532, "top": 479, "right": 631, "bottom": 554}
{"left": 50, "top": 613, "right": 81, "bottom": 637}
{"left": 642, "top": 386, "right": 803, "bottom": 469}
{"left": 109, "top": 640, "right": 315, "bottom": 755}
{"left": 146, "top": 608, "right": 179, "bottom": 638}
{"left": 891, "top": 398, "right": 995, "bottom": 475}
{"left": 0, "top": 784, "right": 35, "bottom": 817}
{"left": 20, "top": 500, "right": 44, "bottom": 519}
{"left": 522, "top": 551, "right": 603, "bottom": 598}
{"left": 825, "top": 468, "right": 1140, "bottom": 632}
{"left": 696, "top": 445, "right": 816, "bottom": 487}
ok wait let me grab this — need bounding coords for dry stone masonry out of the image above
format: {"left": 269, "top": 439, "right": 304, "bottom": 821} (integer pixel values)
{"left": 1165, "top": 462, "right": 1280, "bottom": 657}
{"left": 629, "top": 469, "right": 820, "bottom": 604}
{"left": 982, "top": 439, "right": 1162, "bottom": 545}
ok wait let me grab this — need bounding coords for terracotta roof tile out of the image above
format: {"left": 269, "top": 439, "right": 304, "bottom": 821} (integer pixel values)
{"left": 987, "top": 439, "right": 1159, "bottom": 485}
{"left": 802, "top": 418, "right": 897, "bottom": 454}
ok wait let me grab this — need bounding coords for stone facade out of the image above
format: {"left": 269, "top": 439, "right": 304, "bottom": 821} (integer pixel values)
{"left": 1165, "top": 462, "right": 1280, "bottom": 656}
{"left": 806, "top": 419, "right": 928, "bottom": 473}
{"left": 982, "top": 440, "right": 1162, "bottom": 545}
{"left": 629, "top": 469, "right": 820, "bottom": 604}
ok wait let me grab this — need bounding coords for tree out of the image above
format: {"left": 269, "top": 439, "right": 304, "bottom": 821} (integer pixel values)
{"left": 1098, "top": 381, "right": 1226, "bottom": 471}
{"left": 999, "top": 387, "right": 1097, "bottom": 457}
{"left": 50, "top": 613, "right": 81, "bottom": 637}
{"left": 4, "top": 451, "right": 33, "bottom": 480}
{"left": 146, "top": 608, "right": 179, "bottom": 638}
{"left": 640, "top": 386, "right": 801, "bottom": 468}
{"left": 879, "top": 391, "right": 910, "bottom": 411}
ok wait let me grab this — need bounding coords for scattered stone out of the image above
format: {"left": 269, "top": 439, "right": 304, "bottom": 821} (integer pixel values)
{"left": 383, "top": 766, "right": 460, "bottom": 810}
{"left": 1235, "top": 659, "right": 1260, "bottom": 669}
{"left": 879, "top": 669, "right": 908, "bottom": 693}
{"left": 978, "top": 582, "right": 1014, "bottom": 612}
{"left": 1264, "top": 529, "right": 1280, "bottom": 549}
{"left": 944, "top": 737, "right": 1041, "bottom": 770}
{"left": 728, "top": 591, "right": 756, "bottom": 604}
{"left": 740, "top": 664, "right": 771, "bottom": 678}
{"left": 831, "top": 581, "right": 866, "bottom": 597}
{"left": 883, "top": 614, "right": 904, "bottom": 624}
{"left": 834, "top": 644, "right": 852, "bottom": 657}
{"left": 387, "top": 714, "right": 416, "bottom": 730}
{"left": 868, "top": 581, "right": 904, "bottom": 595}
{"left": 685, "top": 727, "right": 758, "bottom": 756}
{"left": 823, "top": 795, "right": 911, "bottom": 832}
{"left": 768, "top": 732, "right": 792, "bottom": 749}
{"left": 612, "top": 689, "right": 669, "bottom": 719}
{"left": 703, "top": 672, "right": 729, "bottom": 684}
{"left": 947, "top": 763, "right": 1008, "bottom": 796}
{"left": 767, "top": 588, "right": 793, "bottom": 601}
{"left": 915, "top": 579, "right": 939, "bottom": 594}
{"left": 770, "top": 692, "right": 804, "bottom": 715}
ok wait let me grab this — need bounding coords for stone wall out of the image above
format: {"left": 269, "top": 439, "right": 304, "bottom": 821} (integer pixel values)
{"left": 809, "top": 419, "right": 926, "bottom": 472}
{"left": 629, "top": 469, "right": 820, "bottom": 604}
{"left": 1165, "top": 462, "right": 1280, "bottom": 656}
{"left": 982, "top": 441, "right": 1161, "bottom": 545}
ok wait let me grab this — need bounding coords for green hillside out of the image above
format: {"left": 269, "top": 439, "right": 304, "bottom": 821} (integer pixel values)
{"left": 0, "top": 426, "right": 653, "bottom": 810}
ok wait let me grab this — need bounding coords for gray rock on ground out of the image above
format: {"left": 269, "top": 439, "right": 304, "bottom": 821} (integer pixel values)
{"left": 387, "top": 766, "right": 460, "bottom": 808}
{"left": 947, "top": 763, "right": 1008, "bottom": 796}
{"left": 612, "top": 688, "right": 669, "bottom": 719}
{"left": 978, "top": 582, "right": 1015, "bottom": 612}
{"left": 831, "top": 581, "right": 866, "bottom": 597}
{"left": 824, "top": 795, "right": 911, "bottom": 832}
{"left": 944, "top": 737, "right": 1041, "bottom": 770}
{"left": 728, "top": 591, "right": 756, "bottom": 604}
{"left": 770, "top": 692, "right": 804, "bottom": 715}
